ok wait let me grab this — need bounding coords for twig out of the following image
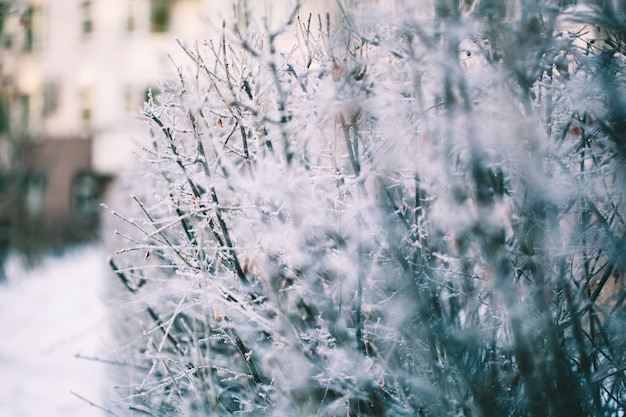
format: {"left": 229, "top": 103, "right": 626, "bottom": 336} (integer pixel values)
{"left": 70, "top": 390, "right": 121, "bottom": 417}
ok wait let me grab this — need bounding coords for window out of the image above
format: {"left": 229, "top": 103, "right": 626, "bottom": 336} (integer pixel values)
{"left": 1, "top": 33, "right": 13, "bottom": 49}
{"left": 72, "top": 173, "right": 100, "bottom": 217}
{"left": 21, "top": 6, "right": 34, "bottom": 51}
{"left": 79, "top": 87, "right": 91, "bottom": 127}
{"left": 0, "top": 2, "right": 12, "bottom": 48}
{"left": 42, "top": 81, "right": 59, "bottom": 117}
{"left": 18, "top": 94, "right": 30, "bottom": 131}
{"left": 124, "top": 86, "right": 134, "bottom": 114}
{"left": 126, "top": 0, "right": 135, "bottom": 32}
{"left": 21, "top": 6, "right": 45, "bottom": 51}
{"left": 0, "top": 2, "right": 8, "bottom": 34}
{"left": 81, "top": 1, "right": 93, "bottom": 35}
{"left": 0, "top": 173, "right": 6, "bottom": 199}
{"left": 25, "top": 173, "right": 46, "bottom": 216}
{"left": 150, "top": 0, "right": 172, "bottom": 33}
{"left": 0, "top": 89, "right": 9, "bottom": 134}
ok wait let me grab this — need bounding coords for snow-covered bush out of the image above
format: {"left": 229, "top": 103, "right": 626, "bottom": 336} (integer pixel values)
{"left": 106, "top": 1, "right": 626, "bottom": 415}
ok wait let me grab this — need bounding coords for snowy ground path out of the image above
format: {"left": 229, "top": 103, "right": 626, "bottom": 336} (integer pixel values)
{"left": 0, "top": 245, "right": 111, "bottom": 417}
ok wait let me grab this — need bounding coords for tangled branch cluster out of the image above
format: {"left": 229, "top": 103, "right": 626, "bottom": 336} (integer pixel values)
{"left": 106, "top": 1, "right": 626, "bottom": 415}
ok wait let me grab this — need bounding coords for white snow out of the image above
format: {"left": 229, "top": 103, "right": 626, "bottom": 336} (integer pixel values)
{"left": 0, "top": 245, "right": 110, "bottom": 417}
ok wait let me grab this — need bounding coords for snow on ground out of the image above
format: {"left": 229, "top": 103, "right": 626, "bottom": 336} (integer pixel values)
{"left": 0, "top": 245, "right": 110, "bottom": 417}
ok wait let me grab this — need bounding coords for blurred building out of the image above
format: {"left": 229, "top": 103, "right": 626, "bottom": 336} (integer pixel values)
{"left": 0, "top": 0, "right": 333, "bottom": 251}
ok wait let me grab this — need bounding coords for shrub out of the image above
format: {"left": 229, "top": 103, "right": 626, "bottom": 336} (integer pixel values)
{"left": 106, "top": 1, "right": 626, "bottom": 415}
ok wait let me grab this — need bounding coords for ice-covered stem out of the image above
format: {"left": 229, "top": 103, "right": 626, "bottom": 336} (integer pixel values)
{"left": 132, "top": 194, "right": 196, "bottom": 269}
{"left": 338, "top": 112, "right": 362, "bottom": 178}
{"left": 108, "top": 257, "right": 144, "bottom": 293}
{"left": 557, "top": 261, "right": 602, "bottom": 412}
{"left": 263, "top": 11, "right": 298, "bottom": 165}
{"left": 208, "top": 186, "right": 249, "bottom": 284}
{"left": 514, "top": 193, "right": 590, "bottom": 417}
{"left": 218, "top": 25, "right": 253, "bottom": 176}
{"left": 145, "top": 110, "right": 249, "bottom": 284}
{"left": 228, "top": 326, "right": 265, "bottom": 386}
{"left": 354, "top": 237, "right": 366, "bottom": 355}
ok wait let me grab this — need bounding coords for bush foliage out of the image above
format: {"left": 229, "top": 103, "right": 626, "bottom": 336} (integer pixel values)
{"left": 106, "top": 1, "right": 626, "bottom": 415}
